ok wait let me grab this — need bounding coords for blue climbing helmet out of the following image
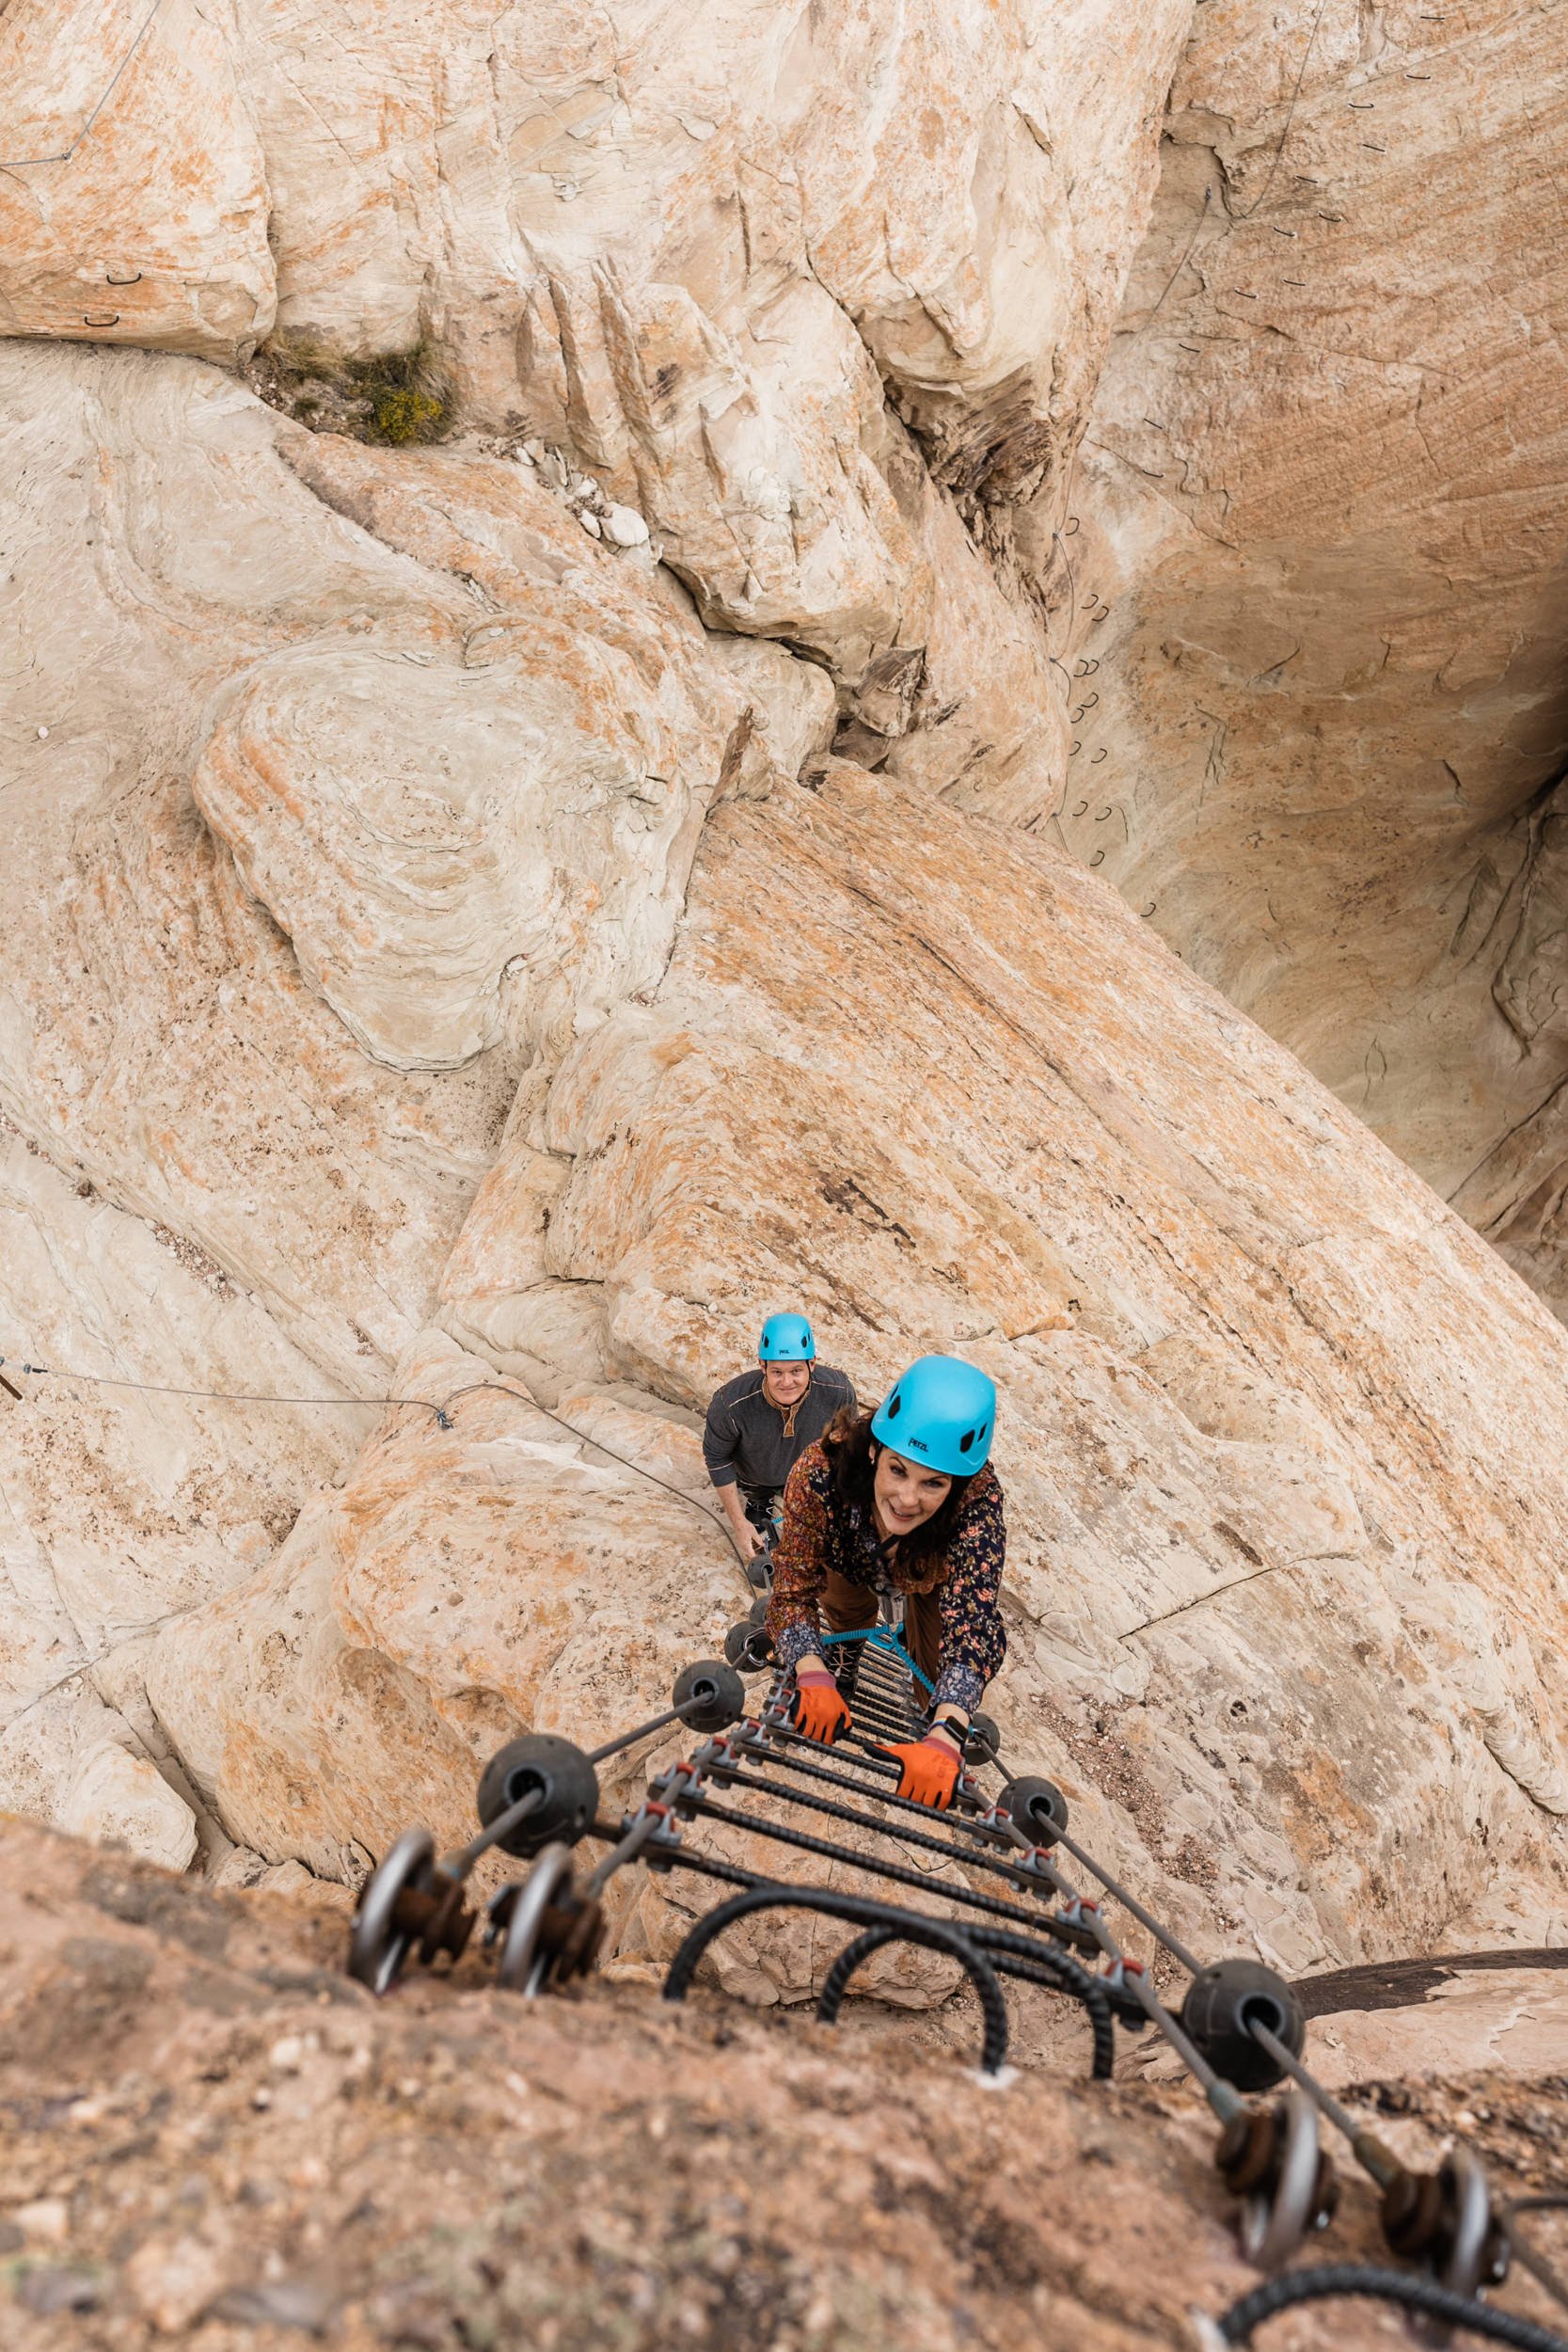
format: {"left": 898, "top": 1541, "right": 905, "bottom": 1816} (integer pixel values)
{"left": 758, "top": 1311, "right": 816, "bottom": 1362}
{"left": 871, "top": 1354, "right": 995, "bottom": 1477}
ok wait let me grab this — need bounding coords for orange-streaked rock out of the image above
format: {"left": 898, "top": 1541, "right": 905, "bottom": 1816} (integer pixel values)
{"left": 0, "top": 0, "right": 274, "bottom": 359}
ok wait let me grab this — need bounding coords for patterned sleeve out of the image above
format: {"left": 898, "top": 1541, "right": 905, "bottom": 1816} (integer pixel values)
{"left": 932, "top": 1470, "right": 1007, "bottom": 1712}
{"left": 765, "top": 1443, "right": 834, "bottom": 1674}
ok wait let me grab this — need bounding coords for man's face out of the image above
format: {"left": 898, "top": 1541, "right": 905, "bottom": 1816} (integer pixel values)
{"left": 762, "top": 1359, "right": 810, "bottom": 1407}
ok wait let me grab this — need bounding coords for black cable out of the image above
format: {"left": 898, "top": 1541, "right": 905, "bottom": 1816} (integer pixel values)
{"left": 743, "top": 1739, "right": 1019, "bottom": 1847}
{"left": 584, "top": 1813, "right": 663, "bottom": 1897}
{"left": 581, "top": 1820, "right": 762, "bottom": 1894}
{"left": 958, "top": 1928, "right": 1120, "bottom": 2075}
{"left": 1228, "top": 0, "right": 1329, "bottom": 223}
{"left": 815, "top": 1921, "right": 1010, "bottom": 2076}
{"left": 1135, "top": 184, "right": 1214, "bottom": 335}
{"left": 434, "top": 1380, "right": 750, "bottom": 1597}
{"left": 1216, "top": 2265, "right": 1568, "bottom": 2350}
{"left": 761, "top": 1717, "right": 902, "bottom": 1781}
{"left": 838, "top": 1693, "right": 921, "bottom": 1740}
{"left": 1, "top": 1356, "right": 453, "bottom": 1428}
{"left": 5, "top": 1358, "right": 747, "bottom": 1590}
{"left": 662, "top": 1883, "right": 1009, "bottom": 2042}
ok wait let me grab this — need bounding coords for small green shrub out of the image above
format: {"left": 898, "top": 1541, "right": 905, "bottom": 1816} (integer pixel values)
{"left": 366, "top": 386, "right": 446, "bottom": 445}
{"left": 245, "top": 335, "right": 451, "bottom": 447}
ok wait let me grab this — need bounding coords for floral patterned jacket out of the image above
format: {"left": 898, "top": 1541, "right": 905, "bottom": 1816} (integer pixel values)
{"left": 764, "top": 1439, "right": 1006, "bottom": 1712}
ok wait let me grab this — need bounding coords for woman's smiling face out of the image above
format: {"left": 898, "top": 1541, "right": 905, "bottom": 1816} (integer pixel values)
{"left": 872, "top": 1444, "right": 952, "bottom": 1536}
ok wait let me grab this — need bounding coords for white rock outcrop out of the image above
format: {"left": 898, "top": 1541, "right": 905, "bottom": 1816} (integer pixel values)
{"left": 0, "top": 341, "right": 776, "bottom": 1831}
{"left": 59, "top": 1737, "right": 198, "bottom": 1874}
{"left": 0, "top": 0, "right": 275, "bottom": 359}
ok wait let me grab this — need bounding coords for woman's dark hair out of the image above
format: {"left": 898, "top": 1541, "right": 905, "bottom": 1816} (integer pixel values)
{"left": 820, "top": 1407, "right": 975, "bottom": 1590}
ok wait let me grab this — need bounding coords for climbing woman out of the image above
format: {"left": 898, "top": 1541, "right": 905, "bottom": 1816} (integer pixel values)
{"left": 764, "top": 1354, "right": 1006, "bottom": 1810}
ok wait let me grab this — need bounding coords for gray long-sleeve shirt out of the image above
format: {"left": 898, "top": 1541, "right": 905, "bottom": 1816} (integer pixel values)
{"left": 702, "top": 1365, "right": 857, "bottom": 1494}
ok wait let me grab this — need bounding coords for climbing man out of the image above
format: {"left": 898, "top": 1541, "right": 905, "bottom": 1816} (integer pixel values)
{"left": 765, "top": 1354, "right": 1005, "bottom": 1810}
{"left": 704, "top": 1314, "right": 857, "bottom": 1575}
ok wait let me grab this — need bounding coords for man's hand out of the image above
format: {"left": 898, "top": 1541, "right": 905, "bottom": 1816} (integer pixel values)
{"left": 718, "top": 1486, "right": 762, "bottom": 1560}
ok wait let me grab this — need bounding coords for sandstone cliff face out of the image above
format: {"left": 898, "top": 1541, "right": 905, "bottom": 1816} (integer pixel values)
{"left": 1062, "top": 0, "right": 1568, "bottom": 1310}
{"left": 1, "top": 0, "right": 1565, "bottom": 2010}
{"left": 144, "top": 748, "right": 1568, "bottom": 1981}
{"left": 2, "top": 0, "right": 1193, "bottom": 818}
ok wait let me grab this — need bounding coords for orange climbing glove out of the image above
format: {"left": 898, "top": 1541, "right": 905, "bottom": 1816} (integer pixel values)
{"left": 791, "top": 1669, "right": 852, "bottom": 1745}
{"left": 872, "top": 1730, "right": 962, "bottom": 1809}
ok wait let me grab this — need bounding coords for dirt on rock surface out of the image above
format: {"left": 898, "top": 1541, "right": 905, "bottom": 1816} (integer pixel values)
{"left": 3, "top": 1822, "right": 1565, "bottom": 2352}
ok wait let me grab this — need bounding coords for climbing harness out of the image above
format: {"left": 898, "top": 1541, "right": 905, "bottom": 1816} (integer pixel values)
{"left": 345, "top": 1613, "right": 1568, "bottom": 2345}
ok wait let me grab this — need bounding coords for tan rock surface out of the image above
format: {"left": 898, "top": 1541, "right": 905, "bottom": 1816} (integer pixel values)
{"left": 191, "top": 431, "right": 766, "bottom": 1071}
{"left": 148, "top": 763, "right": 1568, "bottom": 1985}
{"left": 231, "top": 0, "right": 1187, "bottom": 480}
{"left": 0, "top": 0, "right": 1190, "bottom": 808}
{"left": 1309, "top": 1969, "right": 1568, "bottom": 2093}
{"left": 1058, "top": 0, "right": 1568, "bottom": 1310}
{"left": 0, "top": 341, "right": 771, "bottom": 1844}
{"left": 0, "top": 0, "right": 275, "bottom": 360}
{"left": 0, "top": 0, "right": 1564, "bottom": 2137}
{"left": 56, "top": 1738, "right": 198, "bottom": 1876}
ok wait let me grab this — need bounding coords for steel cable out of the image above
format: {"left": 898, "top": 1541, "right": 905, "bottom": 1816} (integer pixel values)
{"left": 0, "top": 1356, "right": 453, "bottom": 1429}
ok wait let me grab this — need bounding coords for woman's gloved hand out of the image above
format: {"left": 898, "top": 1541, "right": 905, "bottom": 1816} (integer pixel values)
{"left": 871, "top": 1730, "right": 962, "bottom": 1809}
{"left": 791, "top": 1668, "right": 851, "bottom": 1745}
